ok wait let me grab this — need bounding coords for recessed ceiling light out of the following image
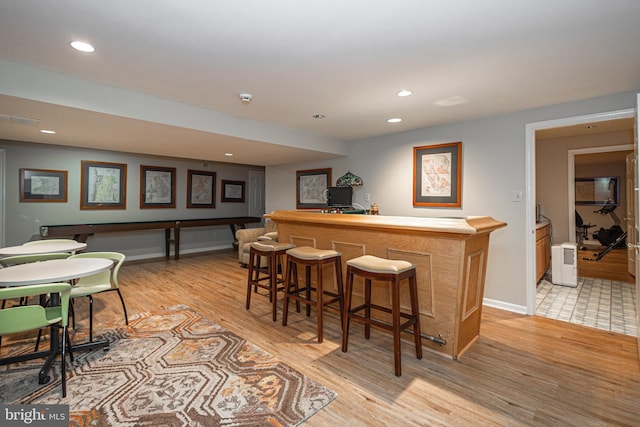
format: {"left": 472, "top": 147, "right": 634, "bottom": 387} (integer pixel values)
{"left": 39, "top": 129, "right": 56, "bottom": 134}
{"left": 433, "top": 95, "right": 468, "bottom": 107}
{"left": 397, "top": 90, "right": 412, "bottom": 97}
{"left": 70, "top": 41, "right": 95, "bottom": 53}
{"left": 224, "top": 153, "right": 234, "bottom": 157}
{"left": 387, "top": 118, "right": 402, "bottom": 123}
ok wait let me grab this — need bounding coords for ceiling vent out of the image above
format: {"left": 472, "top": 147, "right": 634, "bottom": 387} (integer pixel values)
{"left": 0, "top": 114, "right": 41, "bottom": 126}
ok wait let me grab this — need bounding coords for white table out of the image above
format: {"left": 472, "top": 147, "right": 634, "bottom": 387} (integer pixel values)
{"left": 0, "top": 241, "right": 87, "bottom": 257}
{"left": 0, "top": 258, "right": 111, "bottom": 286}
{"left": 0, "top": 257, "right": 113, "bottom": 384}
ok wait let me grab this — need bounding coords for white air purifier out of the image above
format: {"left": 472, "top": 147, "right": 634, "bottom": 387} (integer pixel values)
{"left": 551, "top": 242, "right": 577, "bottom": 287}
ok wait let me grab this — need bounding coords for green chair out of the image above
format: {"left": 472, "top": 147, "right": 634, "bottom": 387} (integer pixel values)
{"left": 68, "top": 252, "right": 128, "bottom": 342}
{"left": 23, "top": 239, "right": 79, "bottom": 245}
{"left": 0, "top": 283, "right": 73, "bottom": 397}
{"left": 0, "top": 252, "right": 71, "bottom": 267}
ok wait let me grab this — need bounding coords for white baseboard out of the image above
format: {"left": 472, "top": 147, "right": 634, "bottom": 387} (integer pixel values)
{"left": 483, "top": 298, "right": 527, "bottom": 315}
{"left": 124, "top": 244, "right": 233, "bottom": 262}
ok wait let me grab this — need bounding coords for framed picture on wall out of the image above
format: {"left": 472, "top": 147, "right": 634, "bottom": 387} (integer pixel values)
{"left": 19, "top": 168, "right": 68, "bottom": 202}
{"left": 140, "top": 165, "right": 176, "bottom": 208}
{"left": 413, "top": 141, "right": 462, "bottom": 207}
{"left": 575, "top": 176, "right": 619, "bottom": 206}
{"left": 296, "top": 168, "right": 331, "bottom": 209}
{"left": 187, "top": 169, "right": 216, "bottom": 208}
{"left": 81, "top": 160, "right": 127, "bottom": 210}
{"left": 221, "top": 179, "right": 245, "bottom": 203}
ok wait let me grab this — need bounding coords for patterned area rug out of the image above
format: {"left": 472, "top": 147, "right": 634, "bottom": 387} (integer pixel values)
{"left": 0, "top": 304, "right": 336, "bottom": 426}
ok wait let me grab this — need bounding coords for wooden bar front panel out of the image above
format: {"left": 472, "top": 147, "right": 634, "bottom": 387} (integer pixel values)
{"left": 268, "top": 211, "right": 506, "bottom": 359}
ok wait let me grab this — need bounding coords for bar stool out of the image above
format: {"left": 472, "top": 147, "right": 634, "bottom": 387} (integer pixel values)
{"left": 246, "top": 241, "right": 295, "bottom": 321}
{"left": 282, "top": 246, "right": 344, "bottom": 343}
{"left": 342, "top": 254, "right": 422, "bottom": 376}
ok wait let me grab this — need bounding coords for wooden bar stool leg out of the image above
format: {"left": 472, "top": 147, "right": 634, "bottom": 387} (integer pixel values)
{"left": 269, "top": 252, "right": 278, "bottom": 321}
{"left": 341, "top": 266, "right": 354, "bottom": 352}
{"left": 304, "top": 265, "right": 312, "bottom": 317}
{"left": 409, "top": 273, "right": 423, "bottom": 359}
{"left": 334, "top": 258, "right": 345, "bottom": 329}
{"left": 246, "top": 250, "right": 256, "bottom": 310}
{"left": 316, "top": 264, "right": 324, "bottom": 343}
{"left": 391, "top": 277, "right": 402, "bottom": 376}
{"left": 364, "top": 278, "right": 372, "bottom": 340}
{"left": 282, "top": 259, "right": 294, "bottom": 326}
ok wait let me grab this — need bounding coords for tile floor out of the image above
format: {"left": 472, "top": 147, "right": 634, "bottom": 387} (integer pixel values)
{"left": 536, "top": 276, "right": 638, "bottom": 337}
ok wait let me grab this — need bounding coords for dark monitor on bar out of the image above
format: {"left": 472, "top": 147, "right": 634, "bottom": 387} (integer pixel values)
{"left": 327, "top": 186, "right": 353, "bottom": 207}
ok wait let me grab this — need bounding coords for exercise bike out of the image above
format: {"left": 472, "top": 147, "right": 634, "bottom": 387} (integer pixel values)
{"left": 581, "top": 204, "right": 627, "bottom": 261}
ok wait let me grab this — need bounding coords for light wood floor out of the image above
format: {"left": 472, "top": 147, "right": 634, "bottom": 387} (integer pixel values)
{"left": 54, "top": 251, "right": 640, "bottom": 426}
{"left": 578, "top": 246, "right": 634, "bottom": 283}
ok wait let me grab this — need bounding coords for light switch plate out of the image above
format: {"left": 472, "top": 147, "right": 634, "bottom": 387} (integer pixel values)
{"left": 512, "top": 190, "right": 523, "bottom": 202}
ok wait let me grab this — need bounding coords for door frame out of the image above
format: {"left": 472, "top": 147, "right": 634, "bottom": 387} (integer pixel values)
{"left": 525, "top": 108, "right": 635, "bottom": 315}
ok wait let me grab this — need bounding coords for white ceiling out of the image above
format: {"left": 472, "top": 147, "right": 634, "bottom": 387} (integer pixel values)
{"left": 0, "top": 0, "right": 639, "bottom": 166}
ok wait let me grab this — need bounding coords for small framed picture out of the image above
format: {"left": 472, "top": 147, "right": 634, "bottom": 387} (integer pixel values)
{"left": 20, "top": 168, "right": 68, "bottom": 202}
{"left": 413, "top": 142, "right": 462, "bottom": 207}
{"left": 221, "top": 180, "right": 245, "bottom": 203}
{"left": 296, "top": 168, "right": 331, "bottom": 209}
{"left": 81, "top": 160, "right": 127, "bottom": 210}
{"left": 140, "top": 165, "right": 176, "bottom": 209}
{"left": 187, "top": 169, "right": 216, "bottom": 208}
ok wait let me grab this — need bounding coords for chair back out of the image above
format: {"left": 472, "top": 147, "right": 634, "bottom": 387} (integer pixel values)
{"left": 68, "top": 252, "right": 126, "bottom": 289}
{"left": 23, "top": 239, "right": 83, "bottom": 254}
{"left": 23, "top": 239, "right": 79, "bottom": 246}
{"left": 0, "top": 252, "right": 70, "bottom": 268}
{"left": 0, "top": 283, "right": 71, "bottom": 335}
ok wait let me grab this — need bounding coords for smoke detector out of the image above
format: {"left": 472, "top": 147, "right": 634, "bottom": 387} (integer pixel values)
{"left": 238, "top": 93, "right": 253, "bottom": 104}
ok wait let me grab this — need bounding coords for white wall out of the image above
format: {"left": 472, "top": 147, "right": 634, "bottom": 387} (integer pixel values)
{"left": 265, "top": 91, "right": 639, "bottom": 312}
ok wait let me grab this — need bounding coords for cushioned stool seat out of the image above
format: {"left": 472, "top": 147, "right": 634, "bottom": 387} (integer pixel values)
{"left": 282, "top": 246, "right": 344, "bottom": 343}
{"left": 342, "top": 255, "right": 422, "bottom": 376}
{"left": 246, "top": 241, "right": 295, "bottom": 321}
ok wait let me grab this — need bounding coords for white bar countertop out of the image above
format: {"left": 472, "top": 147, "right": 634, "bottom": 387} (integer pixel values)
{"left": 265, "top": 210, "right": 507, "bottom": 235}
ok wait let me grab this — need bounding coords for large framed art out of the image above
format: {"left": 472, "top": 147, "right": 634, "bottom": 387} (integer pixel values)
{"left": 296, "top": 168, "right": 331, "bottom": 209}
{"left": 413, "top": 142, "right": 462, "bottom": 207}
{"left": 140, "top": 165, "right": 176, "bottom": 209}
{"left": 81, "top": 160, "right": 127, "bottom": 210}
{"left": 187, "top": 169, "right": 216, "bottom": 208}
{"left": 19, "top": 168, "right": 68, "bottom": 202}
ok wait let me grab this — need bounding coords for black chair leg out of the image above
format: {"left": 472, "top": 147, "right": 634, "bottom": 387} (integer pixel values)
{"left": 70, "top": 299, "right": 76, "bottom": 329}
{"left": 88, "top": 296, "right": 94, "bottom": 343}
{"left": 116, "top": 289, "right": 128, "bottom": 325}
{"left": 61, "top": 326, "right": 67, "bottom": 398}
{"left": 65, "top": 327, "right": 74, "bottom": 363}
{"left": 35, "top": 328, "right": 43, "bottom": 351}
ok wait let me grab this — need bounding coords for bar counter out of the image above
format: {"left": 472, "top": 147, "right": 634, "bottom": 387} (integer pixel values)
{"left": 265, "top": 210, "right": 507, "bottom": 359}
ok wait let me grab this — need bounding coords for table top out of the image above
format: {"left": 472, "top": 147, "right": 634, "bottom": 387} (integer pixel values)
{"left": 0, "top": 241, "right": 87, "bottom": 256}
{"left": 0, "top": 258, "right": 112, "bottom": 286}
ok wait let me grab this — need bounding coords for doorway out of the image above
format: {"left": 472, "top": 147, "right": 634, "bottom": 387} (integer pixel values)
{"left": 248, "top": 170, "right": 265, "bottom": 221}
{"left": 525, "top": 109, "right": 635, "bottom": 318}
{"left": 534, "top": 122, "right": 636, "bottom": 336}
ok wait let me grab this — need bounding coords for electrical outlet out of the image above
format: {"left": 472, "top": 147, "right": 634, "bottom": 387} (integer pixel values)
{"left": 364, "top": 193, "right": 371, "bottom": 202}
